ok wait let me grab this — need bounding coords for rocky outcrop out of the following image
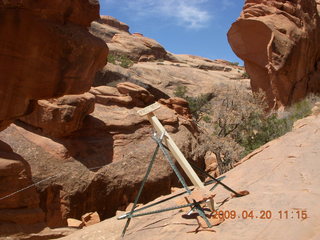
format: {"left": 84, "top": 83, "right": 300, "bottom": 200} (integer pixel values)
{"left": 0, "top": 141, "right": 45, "bottom": 236}
{"left": 90, "top": 15, "right": 130, "bottom": 42}
{"left": 95, "top": 57, "right": 249, "bottom": 99}
{"left": 228, "top": 0, "right": 320, "bottom": 108}
{"left": 91, "top": 16, "right": 249, "bottom": 99}
{"left": 91, "top": 15, "right": 174, "bottom": 62}
{"left": 20, "top": 93, "right": 96, "bottom": 138}
{"left": 0, "top": 0, "right": 108, "bottom": 130}
{"left": 0, "top": 0, "right": 108, "bottom": 237}
{"left": 61, "top": 113, "right": 320, "bottom": 240}
{"left": 0, "top": 83, "right": 205, "bottom": 227}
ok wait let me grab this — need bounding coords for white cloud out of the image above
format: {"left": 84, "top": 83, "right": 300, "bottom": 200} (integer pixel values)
{"left": 106, "top": 0, "right": 211, "bottom": 29}
{"left": 221, "top": 0, "right": 235, "bottom": 9}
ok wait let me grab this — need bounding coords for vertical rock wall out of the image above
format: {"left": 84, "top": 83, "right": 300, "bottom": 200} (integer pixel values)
{"left": 228, "top": 0, "right": 320, "bottom": 108}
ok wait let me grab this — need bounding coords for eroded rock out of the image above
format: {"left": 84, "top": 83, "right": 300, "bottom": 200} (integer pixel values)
{"left": 0, "top": 141, "right": 45, "bottom": 236}
{"left": 228, "top": 0, "right": 320, "bottom": 108}
{"left": 20, "top": 93, "right": 96, "bottom": 138}
{"left": 0, "top": 83, "right": 205, "bottom": 226}
{"left": 0, "top": 0, "right": 108, "bottom": 130}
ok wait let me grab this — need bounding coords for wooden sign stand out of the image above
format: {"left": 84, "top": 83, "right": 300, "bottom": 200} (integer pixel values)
{"left": 138, "top": 102, "right": 204, "bottom": 188}
{"left": 138, "top": 102, "right": 215, "bottom": 212}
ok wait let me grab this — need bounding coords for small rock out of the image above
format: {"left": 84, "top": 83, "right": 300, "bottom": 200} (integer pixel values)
{"left": 81, "top": 212, "right": 100, "bottom": 227}
{"left": 67, "top": 218, "right": 84, "bottom": 229}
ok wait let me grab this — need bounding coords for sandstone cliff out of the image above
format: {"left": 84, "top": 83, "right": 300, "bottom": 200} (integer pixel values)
{"left": 0, "top": 83, "right": 204, "bottom": 231}
{"left": 0, "top": 0, "right": 108, "bottom": 238}
{"left": 0, "top": 0, "right": 108, "bottom": 131}
{"left": 0, "top": 14, "right": 250, "bottom": 238}
{"left": 228, "top": 0, "right": 320, "bottom": 108}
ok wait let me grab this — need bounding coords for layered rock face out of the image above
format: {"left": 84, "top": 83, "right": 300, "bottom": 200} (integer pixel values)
{"left": 92, "top": 16, "right": 249, "bottom": 98}
{"left": 0, "top": 0, "right": 108, "bottom": 237}
{"left": 0, "top": 141, "right": 45, "bottom": 235}
{"left": 0, "top": 0, "right": 108, "bottom": 130}
{"left": 91, "top": 16, "right": 169, "bottom": 62}
{"left": 228, "top": 0, "right": 320, "bottom": 108}
{"left": 20, "top": 93, "right": 96, "bottom": 138}
{"left": 0, "top": 82, "right": 204, "bottom": 226}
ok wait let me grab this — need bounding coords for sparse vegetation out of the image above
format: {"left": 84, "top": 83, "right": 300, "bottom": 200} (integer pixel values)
{"left": 230, "top": 62, "right": 239, "bottom": 66}
{"left": 182, "top": 84, "right": 320, "bottom": 174}
{"left": 242, "top": 72, "right": 250, "bottom": 79}
{"left": 173, "top": 85, "right": 212, "bottom": 121}
{"left": 107, "top": 54, "right": 133, "bottom": 68}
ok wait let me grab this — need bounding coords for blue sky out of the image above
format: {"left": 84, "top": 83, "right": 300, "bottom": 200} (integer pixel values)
{"left": 100, "top": 0, "right": 245, "bottom": 64}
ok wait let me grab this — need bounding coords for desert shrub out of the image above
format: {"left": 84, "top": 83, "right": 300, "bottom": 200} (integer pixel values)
{"left": 230, "top": 62, "right": 239, "bottom": 66}
{"left": 107, "top": 54, "right": 133, "bottom": 68}
{"left": 196, "top": 87, "right": 320, "bottom": 173}
{"left": 174, "top": 85, "right": 187, "bottom": 98}
{"left": 185, "top": 94, "right": 212, "bottom": 121}
{"left": 242, "top": 72, "right": 250, "bottom": 79}
{"left": 196, "top": 133, "right": 244, "bottom": 174}
{"left": 173, "top": 85, "right": 212, "bottom": 121}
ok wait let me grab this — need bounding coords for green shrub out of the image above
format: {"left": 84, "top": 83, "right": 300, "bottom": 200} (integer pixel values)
{"left": 242, "top": 72, "right": 250, "bottom": 79}
{"left": 173, "top": 85, "right": 212, "bottom": 121}
{"left": 173, "top": 85, "right": 187, "bottom": 98}
{"left": 107, "top": 54, "right": 133, "bottom": 68}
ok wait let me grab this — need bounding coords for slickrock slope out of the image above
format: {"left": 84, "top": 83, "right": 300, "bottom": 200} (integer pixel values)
{"left": 62, "top": 113, "right": 320, "bottom": 240}
{"left": 91, "top": 16, "right": 249, "bottom": 98}
{"left": 0, "top": 1, "right": 107, "bottom": 131}
{"left": 0, "top": 83, "right": 204, "bottom": 232}
{"left": 228, "top": 0, "right": 320, "bottom": 108}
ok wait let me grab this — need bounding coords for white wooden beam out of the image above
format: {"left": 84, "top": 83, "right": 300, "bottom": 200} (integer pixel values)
{"left": 138, "top": 103, "right": 204, "bottom": 188}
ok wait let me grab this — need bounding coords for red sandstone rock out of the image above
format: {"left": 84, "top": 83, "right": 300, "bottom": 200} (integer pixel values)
{"left": 0, "top": 0, "right": 108, "bottom": 130}
{"left": 90, "top": 15, "right": 169, "bottom": 62}
{"left": 67, "top": 218, "right": 84, "bottom": 229}
{"left": 0, "top": 141, "right": 44, "bottom": 228}
{"left": 116, "top": 82, "right": 155, "bottom": 106}
{"left": 228, "top": 0, "right": 320, "bottom": 108}
{"left": 81, "top": 212, "right": 100, "bottom": 227}
{"left": 61, "top": 114, "right": 320, "bottom": 240}
{"left": 90, "top": 83, "right": 155, "bottom": 107}
{"left": 99, "top": 16, "right": 129, "bottom": 33}
{"left": 0, "top": 83, "right": 204, "bottom": 226}
{"left": 90, "top": 15, "right": 130, "bottom": 43}
{"left": 159, "top": 97, "right": 192, "bottom": 119}
{"left": 20, "top": 93, "right": 96, "bottom": 138}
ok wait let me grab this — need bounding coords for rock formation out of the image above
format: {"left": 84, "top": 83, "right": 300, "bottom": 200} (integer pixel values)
{"left": 20, "top": 93, "right": 96, "bottom": 138}
{"left": 0, "top": 0, "right": 108, "bottom": 130}
{"left": 0, "top": 11, "right": 249, "bottom": 239}
{"left": 61, "top": 112, "right": 320, "bottom": 240}
{"left": 0, "top": 82, "right": 205, "bottom": 227}
{"left": 0, "top": 141, "right": 44, "bottom": 235}
{"left": 91, "top": 16, "right": 249, "bottom": 98}
{"left": 228, "top": 0, "right": 320, "bottom": 108}
{"left": 91, "top": 15, "right": 169, "bottom": 62}
{"left": 0, "top": 0, "right": 108, "bottom": 238}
